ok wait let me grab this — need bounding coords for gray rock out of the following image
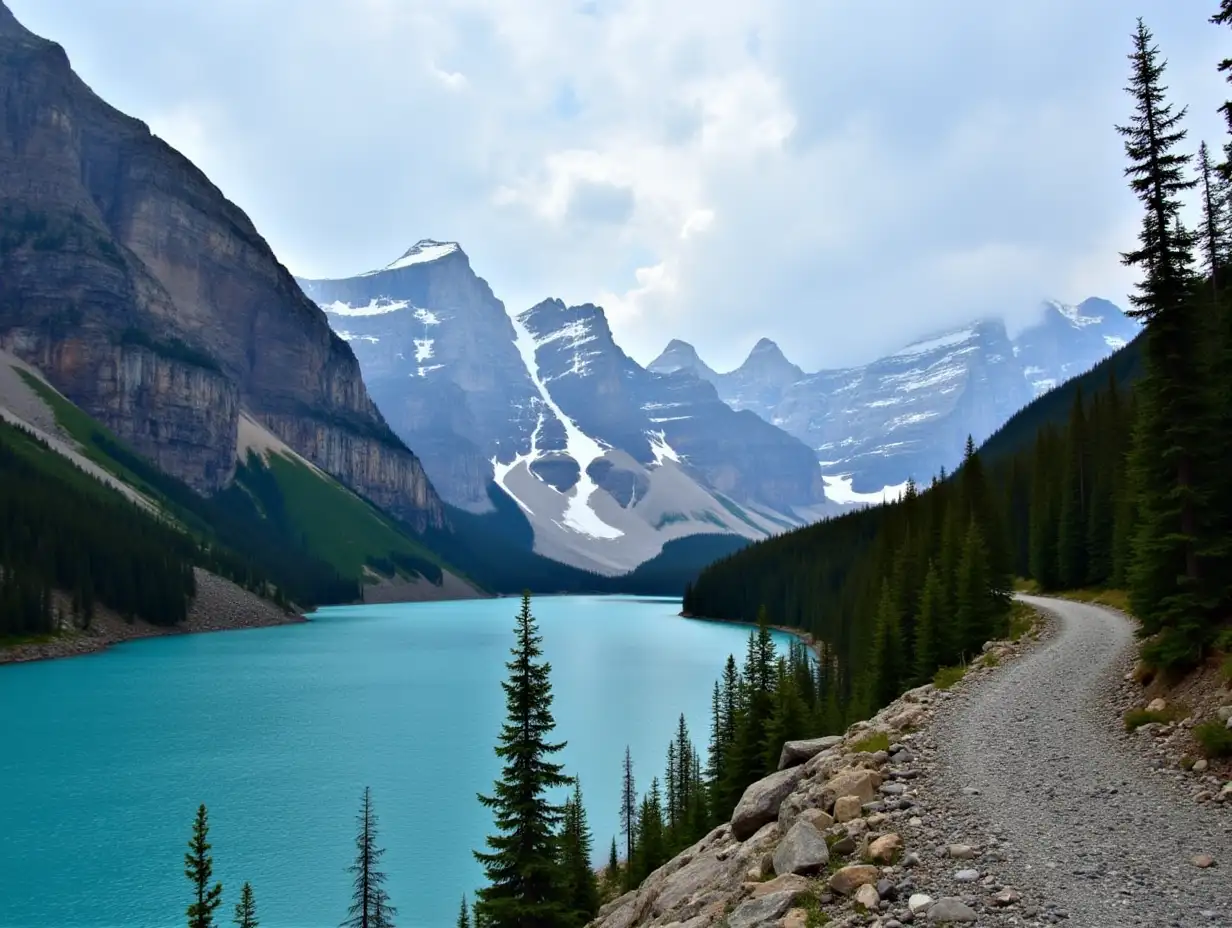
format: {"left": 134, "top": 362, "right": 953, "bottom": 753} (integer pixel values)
{"left": 777, "top": 735, "right": 844, "bottom": 770}
{"left": 727, "top": 890, "right": 799, "bottom": 928}
{"left": 772, "top": 820, "right": 830, "bottom": 876}
{"left": 731, "top": 767, "right": 806, "bottom": 840}
{"left": 926, "top": 898, "right": 978, "bottom": 923}
{"left": 953, "top": 868, "right": 979, "bottom": 882}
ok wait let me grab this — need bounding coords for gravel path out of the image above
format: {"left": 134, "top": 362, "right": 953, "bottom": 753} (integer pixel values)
{"left": 926, "top": 595, "right": 1231, "bottom": 928}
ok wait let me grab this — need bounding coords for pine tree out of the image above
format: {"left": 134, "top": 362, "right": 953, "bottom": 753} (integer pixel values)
{"left": 619, "top": 746, "right": 637, "bottom": 867}
{"left": 606, "top": 838, "right": 619, "bottom": 886}
{"left": 232, "top": 883, "right": 258, "bottom": 928}
{"left": 1056, "top": 388, "right": 1089, "bottom": 588}
{"left": 764, "top": 659, "right": 808, "bottom": 770}
{"left": 866, "top": 580, "right": 905, "bottom": 709}
{"left": 913, "top": 563, "right": 944, "bottom": 683}
{"left": 559, "top": 782, "right": 600, "bottom": 926}
{"left": 1118, "top": 19, "right": 1211, "bottom": 666}
{"left": 457, "top": 897, "right": 470, "bottom": 928}
{"left": 955, "top": 520, "right": 995, "bottom": 658}
{"left": 342, "top": 788, "right": 396, "bottom": 928}
{"left": 630, "top": 779, "right": 665, "bottom": 883}
{"left": 186, "top": 804, "right": 224, "bottom": 928}
{"left": 474, "top": 593, "right": 570, "bottom": 928}
{"left": 1197, "top": 141, "right": 1230, "bottom": 288}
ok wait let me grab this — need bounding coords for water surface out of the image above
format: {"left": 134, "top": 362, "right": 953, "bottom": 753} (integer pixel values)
{"left": 0, "top": 595, "right": 791, "bottom": 928}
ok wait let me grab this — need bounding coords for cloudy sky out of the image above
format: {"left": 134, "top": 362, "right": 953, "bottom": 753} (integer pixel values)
{"left": 8, "top": 0, "right": 1230, "bottom": 370}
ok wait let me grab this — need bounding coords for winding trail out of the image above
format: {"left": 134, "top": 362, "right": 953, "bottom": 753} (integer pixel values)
{"left": 929, "top": 595, "right": 1231, "bottom": 927}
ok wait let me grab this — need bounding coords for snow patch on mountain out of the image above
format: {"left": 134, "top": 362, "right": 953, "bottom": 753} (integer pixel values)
{"left": 1049, "top": 299, "right": 1103, "bottom": 327}
{"left": 892, "top": 327, "right": 978, "bottom": 357}
{"left": 823, "top": 474, "right": 909, "bottom": 505}
{"left": 335, "top": 331, "right": 380, "bottom": 344}
{"left": 508, "top": 309, "right": 624, "bottom": 539}
{"left": 323, "top": 298, "right": 410, "bottom": 317}
{"left": 366, "top": 240, "right": 460, "bottom": 275}
{"left": 648, "top": 430, "right": 681, "bottom": 465}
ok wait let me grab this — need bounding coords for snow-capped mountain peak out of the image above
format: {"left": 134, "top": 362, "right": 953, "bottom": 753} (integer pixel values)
{"left": 365, "top": 240, "right": 462, "bottom": 276}
{"left": 647, "top": 339, "right": 716, "bottom": 380}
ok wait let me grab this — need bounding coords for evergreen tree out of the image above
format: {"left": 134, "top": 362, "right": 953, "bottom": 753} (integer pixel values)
{"left": 619, "top": 747, "right": 637, "bottom": 866}
{"left": 630, "top": 779, "right": 665, "bottom": 883}
{"left": 764, "top": 659, "right": 808, "bottom": 770}
{"left": 913, "top": 563, "right": 943, "bottom": 683}
{"left": 865, "top": 580, "right": 906, "bottom": 709}
{"left": 474, "top": 593, "right": 570, "bottom": 928}
{"left": 1197, "top": 140, "right": 1230, "bottom": 286}
{"left": 342, "top": 788, "right": 396, "bottom": 928}
{"left": 186, "top": 804, "right": 224, "bottom": 928}
{"left": 1056, "top": 388, "right": 1089, "bottom": 588}
{"left": 559, "top": 782, "right": 600, "bottom": 926}
{"left": 1118, "top": 19, "right": 1211, "bottom": 665}
{"left": 233, "top": 883, "right": 258, "bottom": 928}
{"left": 457, "top": 897, "right": 470, "bottom": 928}
{"left": 955, "top": 520, "right": 995, "bottom": 658}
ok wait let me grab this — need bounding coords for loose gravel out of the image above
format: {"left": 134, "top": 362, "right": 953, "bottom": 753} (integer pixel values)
{"left": 912, "top": 595, "right": 1231, "bottom": 928}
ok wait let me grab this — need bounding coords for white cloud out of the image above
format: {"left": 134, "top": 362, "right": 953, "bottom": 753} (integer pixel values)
{"left": 8, "top": 0, "right": 1229, "bottom": 371}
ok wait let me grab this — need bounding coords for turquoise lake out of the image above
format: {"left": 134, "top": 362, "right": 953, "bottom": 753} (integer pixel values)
{"left": 0, "top": 595, "right": 794, "bottom": 928}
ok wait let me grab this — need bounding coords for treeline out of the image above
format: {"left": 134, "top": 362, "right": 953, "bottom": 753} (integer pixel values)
{"left": 610, "top": 621, "right": 842, "bottom": 889}
{"left": 685, "top": 5, "right": 1232, "bottom": 722}
{"left": 0, "top": 421, "right": 198, "bottom": 636}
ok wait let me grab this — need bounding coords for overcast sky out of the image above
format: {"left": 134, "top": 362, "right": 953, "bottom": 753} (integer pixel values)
{"left": 8, "top": 0, "right": 1230, "bottom": 371}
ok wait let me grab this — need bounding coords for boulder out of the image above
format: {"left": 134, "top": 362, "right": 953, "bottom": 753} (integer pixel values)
{"left": 991, "top": 888, "right": 1022, "bottom": 907}
{"left": 927, "top": 897, "right": 978, "bottom": 923}
{"left": 777, "top": 735, "right": 844, "bottom": 770}
{"left": 854, "top": 882, "right": 880, "bottom": 911}
{"left": 731, "top": 767, "right": 806, "bottom": 840}
{"left": 833, "top": 795, "right": 863, "bottom": 823}
{"left": 867, "top": 833, "right": 903, "bottom": 864}
{"left": 1147, "top": 697, "right": 1168, "bottom": 713}
{"left": 782, "top": 909, "right": 808, "bottom": 928}
{"left": 772, "top": 820, "right": 830, "bottom": 876}
{"left": 908, "top": 893, "right": 934, "bottom": 915}
{"left": 750, "top": 873, "right": 810, "bottom": 898}
{"left": 727, "top": 890, "right": 799, "bottom": 928}
{"left": 828, "top": 864, "right": 880, "bottom": 896}
{"left": 650, "top": 849, "right": 740, "bottom": 918}
{"left": 819, "top": 768, "right": 881, "bottom": 812}
{"left": 1217, "top": 705, "right": 1232, "bottom": 722}
{"left": 798, "top": 809, "right": 834, "bottom": 831}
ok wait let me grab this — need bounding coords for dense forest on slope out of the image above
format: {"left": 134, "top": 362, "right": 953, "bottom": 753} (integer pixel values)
{"left": 0, "top": 420, "right": 200, "bottom": 636}
{"left": 686, "top": 9, "right": 1232, "bottom": 726}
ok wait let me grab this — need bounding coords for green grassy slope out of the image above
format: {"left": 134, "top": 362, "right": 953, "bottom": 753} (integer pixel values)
{"left": 17, "top": 371, "right": 463, "bottom": 604}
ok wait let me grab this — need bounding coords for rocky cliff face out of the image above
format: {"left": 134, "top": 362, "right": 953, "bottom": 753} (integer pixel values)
{"left": 298, "top": 241, "right": 540, "bottom": 512}
{"left": 0, "top": 4, "right": 443, "bottom": 527}
{"left": 301, "top": 246, "right": 832, "bottom": 574}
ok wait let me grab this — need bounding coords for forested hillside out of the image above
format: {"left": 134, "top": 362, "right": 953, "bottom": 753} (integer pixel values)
{"left": 687, "top": 8, "right": 1232, "bottom": 726}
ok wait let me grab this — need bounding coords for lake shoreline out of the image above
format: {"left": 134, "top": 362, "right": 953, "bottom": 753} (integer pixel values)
{"left": 0, "top": 568, "right": 307, "bottom": 666}
{"left": 678, "top": 610, "right": 822, "bottom": 659}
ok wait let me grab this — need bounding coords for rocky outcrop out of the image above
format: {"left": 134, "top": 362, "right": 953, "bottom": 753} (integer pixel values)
{"left": 588, "top": 622, "right": 1050, "bottom": 928}
{"left": 0, "top": 4, "right": 443, "bottom": 527}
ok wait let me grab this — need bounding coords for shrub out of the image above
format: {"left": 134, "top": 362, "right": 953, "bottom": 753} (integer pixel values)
{"left": 933, "top": 665, "right": 967, "bottom": 691}
{"left": 1193, "top": 720, "right": 1232, "bottom": 759}
{"left": 848, "top": 731, "right": 890, "bottom": 754}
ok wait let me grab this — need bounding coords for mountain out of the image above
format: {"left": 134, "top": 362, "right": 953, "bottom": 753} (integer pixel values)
{"left": 299, "top": 246, "right": 832, "bottom": 575}
{"left": 0, "top": 3, "right": 442, "bottom": 531}
{"left": 650, "top": 299, "right": 1139, "bottom": 493}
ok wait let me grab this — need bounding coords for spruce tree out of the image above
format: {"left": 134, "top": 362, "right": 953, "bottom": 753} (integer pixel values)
{"left": 1056, "top": 388, "right": 1089, "bottom": 588}
{"left": 559, "top": 782, "right": 600, "bottom": 926}
{"left": 866, "top": 580, "right": 906, "bottom": 709}
{"left": 913, "top": 563, "right": 943, "bottom": 684}
{"left": 233, "top": 883, "right": 258, "bottom": 928}
{"left": 474, "top": 593, "right": 570, "bottom": 928}
{"left": 955, "top": 520, "right": 995, "bottom": 658}
{"left": 186, "top": 804, "right": 223, "bottom": 928}
{"left": 1197, "top": 140, "right": 1230, "bottom": 287}
{"left": 619, "top": 747, "right": 637, "bottom": 867}
{"left": 342, "top": 788, "right": 396, "bottom": 928}
{"left": 457, "top": 897, "right": 470, "bottom": 928}
{"left": 1118, "top": 19, "right": 1211, "bottom": 665}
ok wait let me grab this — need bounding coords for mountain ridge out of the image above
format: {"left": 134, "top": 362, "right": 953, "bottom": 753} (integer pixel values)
{"left": 649, "top": 298, "right": 1139, "bottom": 491}
{"left": 299, "top": 243, "right": 834, "bottom": 575}
{"left": 0, "top": 2, "right": 446, "bottom": 529}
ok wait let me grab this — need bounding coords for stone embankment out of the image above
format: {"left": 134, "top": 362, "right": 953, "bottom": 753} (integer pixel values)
{"left": 0, "top": 568, "right": 304, "bottom": 665}
{"left": 591, "top": 597, "right": 1232, "bottom": 928}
